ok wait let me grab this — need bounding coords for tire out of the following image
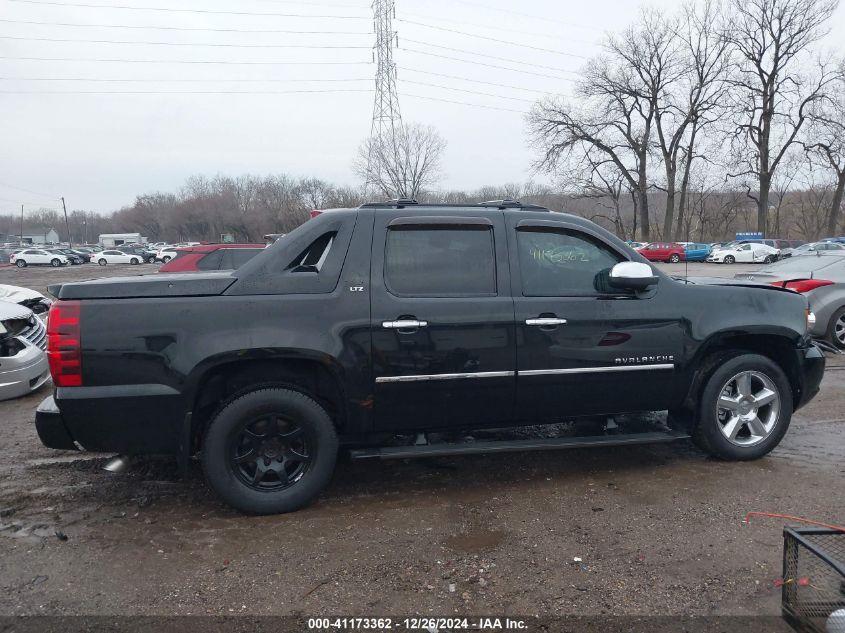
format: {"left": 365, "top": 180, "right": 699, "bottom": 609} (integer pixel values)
{"left": 723, "top": 255, "right": 735, "bottom": 264}
{"left": 162, "top": 256, "right": 172, "bottom": 263}
{"left": 98, "top": 258, "right": 107, "bottom": 266}
{"left": 15, "top": 259, "right": 26, "bottom": 268}
{"left": 669, "top": 254, "right": 680, "bottom": 263}
{"left": 147, "top": 256, "right": 156, "bottom": 264}
{"left": 130, "top": 258, "right": 139, "bottom": 265}
{"left": 50, "top": 258, "right": 61, "bottom": 267}
{"left": 202, "top": 387, "right": 339, "bottom": 515}
{"left": 692, "top": 353, "right": 792, "bottom": 461}
{"left": 763, "top": 255, "right": 775, "bottom": 264}
{"left": 827, "top": 306, "right": 845, "bottom": 350}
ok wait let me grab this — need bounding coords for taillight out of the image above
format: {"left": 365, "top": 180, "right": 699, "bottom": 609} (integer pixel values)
{"left": 772, "top": 279, "right": 834, "bottom": 293}
{"left": 310, "top": 210, "right": 322, "bottom": 218}
{"left": 47, "top": 300, "right": 82, "bottom": 387}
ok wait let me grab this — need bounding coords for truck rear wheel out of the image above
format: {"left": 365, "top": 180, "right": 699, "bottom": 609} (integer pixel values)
{"left": 201, "top": 387, "right": 338, "bottom": 514}
{"left": 693, "top": 353, "right": 791, "bottom": 460}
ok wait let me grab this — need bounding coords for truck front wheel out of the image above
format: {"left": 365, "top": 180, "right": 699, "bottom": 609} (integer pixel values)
{"left": 693, "top": 353, "right": 791, "bottom": 460}
{"left": 201, "top": 387, "right": 338, "bottom": 514}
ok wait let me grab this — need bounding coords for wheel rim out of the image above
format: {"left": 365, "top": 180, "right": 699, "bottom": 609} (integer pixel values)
{"left": 16, "top": 260, "right": 25, "bottom": 267}
{"left": 834, "top": 314, "right": 845, "bottom": 345}
{"left": 229, "top": 415, "right": 312, "bottom": 492}
{"left": 715, "top": 370, "right": 780, "bottom": 447}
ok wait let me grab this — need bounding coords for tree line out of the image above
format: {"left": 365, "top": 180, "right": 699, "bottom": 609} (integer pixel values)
{"left": 528, "top": 0, "right": 845, "bottom": 241}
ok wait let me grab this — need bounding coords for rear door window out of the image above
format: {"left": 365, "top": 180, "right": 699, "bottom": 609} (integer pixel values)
{"left": 384, "top": 227, "right": 496, "bottom": 296}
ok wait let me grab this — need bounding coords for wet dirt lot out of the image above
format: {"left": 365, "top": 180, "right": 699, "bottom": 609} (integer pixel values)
{"left": 1, "top": 261, "right": 843, "bottom": 621}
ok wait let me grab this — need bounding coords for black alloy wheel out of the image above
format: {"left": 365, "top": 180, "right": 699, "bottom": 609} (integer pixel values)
{"left": 229, "top": 415, "right": 312, "bottom": 492}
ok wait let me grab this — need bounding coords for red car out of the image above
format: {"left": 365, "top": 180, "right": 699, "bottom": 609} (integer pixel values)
{"left": 636, "top": 242, "right": 686, "bottom": 263}
{"left": 158, "top": 243, "right": 265, "bottom": 273}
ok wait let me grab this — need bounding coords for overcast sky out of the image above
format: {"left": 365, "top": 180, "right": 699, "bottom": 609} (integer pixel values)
{"left": 1, "top": 0, "right": 843, "bottom": 215}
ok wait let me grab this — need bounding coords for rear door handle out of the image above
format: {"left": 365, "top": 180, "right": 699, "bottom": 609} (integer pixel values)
{"left": 525, "top": 317, "right": 568, "bottom": 326}
{"left": 382, "top": 319, "right": 428, "bottom": 329}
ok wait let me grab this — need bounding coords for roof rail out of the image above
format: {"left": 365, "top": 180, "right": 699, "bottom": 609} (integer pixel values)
{"left": 360, "top": 197, "right": 419, "bottom": 209}
{"left": 358, "top": 198, "right": 550, "bottom": 211}
{"left": 478, "top": 199, "right": 523, "bottom": 209}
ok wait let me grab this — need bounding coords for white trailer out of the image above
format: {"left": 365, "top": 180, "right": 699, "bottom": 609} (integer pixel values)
{"left": 98, "top": 233, "right": 147, "bottom": 248}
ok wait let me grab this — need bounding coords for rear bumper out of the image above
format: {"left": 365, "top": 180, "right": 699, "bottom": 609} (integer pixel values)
{"left": 35, "top": 395, "right": 77, "bottom": 449}
{"left": 794, "top": 343, "right": 825, "bottom": 410}
{"left": 35, "top": 384, "right": 185, "bottom": 454}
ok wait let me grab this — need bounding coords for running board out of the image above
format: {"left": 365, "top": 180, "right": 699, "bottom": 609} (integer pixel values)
{"left": 349, "top": 430, "right": 691, "bottom": 460}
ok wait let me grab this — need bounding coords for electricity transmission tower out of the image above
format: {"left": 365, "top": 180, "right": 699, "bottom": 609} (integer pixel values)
{"left": 366, "top": 0, "right": 402, "bottom": 191}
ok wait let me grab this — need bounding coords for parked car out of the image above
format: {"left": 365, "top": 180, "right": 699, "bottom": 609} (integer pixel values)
{"left": 159, "top": 244, "right": 265, "bottom": 273}
{"left": 156, "top": 247, "right": 179, "bottom": 263}
{"left": 733, "top": 254, "right": 845, "bottom": 350}
{"left": 9, "top": 248, "right": 68, "bottom": 268}
{"left": 0, "top": 284, "right": 52, "bottom": 314}
{"left": 47, "top": 249, "right": 84, "bottom": 265}
{"left": 93, "top": 250, "right": 143, "bottom": 265}
{"left": 0, "top": 301, "right": 49, "bottom": 401}
{"left": 707, "top": 242, "right": 780, "bottom": 264}
{"left": 36, "top": 200, "right": 824, "bottom": 515}
{"left": 820, "top": 236, "right": 845, "bottom": 244}
{"left": 791, "top": 242, "right": 845, "bottom": 256}
{"left": 683, "top": 243, "right": 712, "bottom": 262}
{"left": 636, "top": 242, "right": 686, "bottom": 263}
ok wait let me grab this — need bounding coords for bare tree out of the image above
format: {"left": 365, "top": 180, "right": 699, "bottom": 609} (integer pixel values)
{"left": 804, "top": 65, "right": 845, "bottom": 235}
{"left": 667, "top": 0, "right": 732, "bottom": 240}
{"left": 354, "top": 123, "right": 446, "bottom": 199}
{"left": 726, "top": 0, "right": 838, "bottom": 234}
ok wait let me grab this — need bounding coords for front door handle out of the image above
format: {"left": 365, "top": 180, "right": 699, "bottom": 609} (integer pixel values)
{"left": 525, "top": 317, "right": 568, "bottom": 326}
{"left": 382, "top": 319, "right": 428, "bottom": 329}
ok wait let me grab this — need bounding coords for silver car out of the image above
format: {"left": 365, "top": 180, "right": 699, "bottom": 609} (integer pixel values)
{"left": 734, "top": 253, "right": 845, "bottom": 349}
{"left": 0, "top": 301, "right": 49, "bottom": 401}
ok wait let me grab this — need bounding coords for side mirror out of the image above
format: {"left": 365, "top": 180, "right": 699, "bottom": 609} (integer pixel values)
{"left": 609, "top": 261, "right": 659, "bottom": 291}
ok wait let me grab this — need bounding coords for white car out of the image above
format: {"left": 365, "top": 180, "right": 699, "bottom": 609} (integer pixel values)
{"left": 156, "top": 247, "right": 180, "bottom": 263}
{"left": 94, "top": 250, "right": 143, "bottom": 265}
{"left": 9, "top": 248, "right": 69, "bottom": 268}
{"left": 0, "top": 300, "right": 49, "bottom": 401}
{"left": 706, "top": 242, "right": 780, "bottom": 264}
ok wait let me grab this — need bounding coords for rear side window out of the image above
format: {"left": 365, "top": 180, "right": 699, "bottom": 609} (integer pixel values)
{"left": 516, "top": 229, "right": 623, "bottom": 296}
{"left": 196, "top": 250, "right": 224, "bottom": 270}
{"left": 384, "top": 227, "right": 496, "bottom": 296}
{"left": 221, "top": 248, "right": 262, "bottom": 269}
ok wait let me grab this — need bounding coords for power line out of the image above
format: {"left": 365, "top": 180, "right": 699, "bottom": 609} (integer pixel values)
{"left": 402, "top": 67, "right": 569, "bottom": 92}
{"left": 0, "top": 88, "right": 375, "bottom": 94}
{"left": 0, "top": 35, "right": 372, "bottom": 49}
{"left": 0, "top": 76, "right": 373, "bottom": 83}
{"left": 398, "top": 18, "right": 587, "bottom": 59}
{"left": 402, "top": 11, "right": 595, "bottom": 45}
{"left": 0, "top": 182, "right": 60, "bottom": 200}
{"left": 401, "top": 92, "right": 526, "bottom": 114}
{"left": 399, "top": 47, "right": 574, "bottom": 81}
{"left": 6, "top": 0, "right": 371, "bottom": 19}
{"left": 0, "top": 55, "right": 372, "bottom": 66}
{"left": 0, "top": 195, "right": 59, "bottom": 206}
{"left": 445, "top": 0, "right": 605, "bottom": 33}
{"left": 402, "top": 39, "right": 581, "bottom": 74}
{"left": 0, "top": 18, "right": 371, "bottom": 35}
{"left": 402, "top": 79, "right": 534, "bottom": 102}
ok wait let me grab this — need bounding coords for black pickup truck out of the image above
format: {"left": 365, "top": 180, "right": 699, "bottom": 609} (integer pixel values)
{"left": 36, "top": 200, "right": 825, "bottom": 514}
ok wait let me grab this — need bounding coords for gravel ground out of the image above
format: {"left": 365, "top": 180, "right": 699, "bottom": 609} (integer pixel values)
{"left": 1, "top": 261, "right": 843, "bottom": 624}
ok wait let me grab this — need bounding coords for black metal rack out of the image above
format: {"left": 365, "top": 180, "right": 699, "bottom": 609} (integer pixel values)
{"left": 782, "top": 527, "right": 845, "bottom": 633}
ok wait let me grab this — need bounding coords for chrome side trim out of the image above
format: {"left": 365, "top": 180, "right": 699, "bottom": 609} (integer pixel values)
{"left": 519, "top": 364, "right": 674, "bottom": 376}
{"left": 376, "top": 370, "right": 515, "bottom": 383}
